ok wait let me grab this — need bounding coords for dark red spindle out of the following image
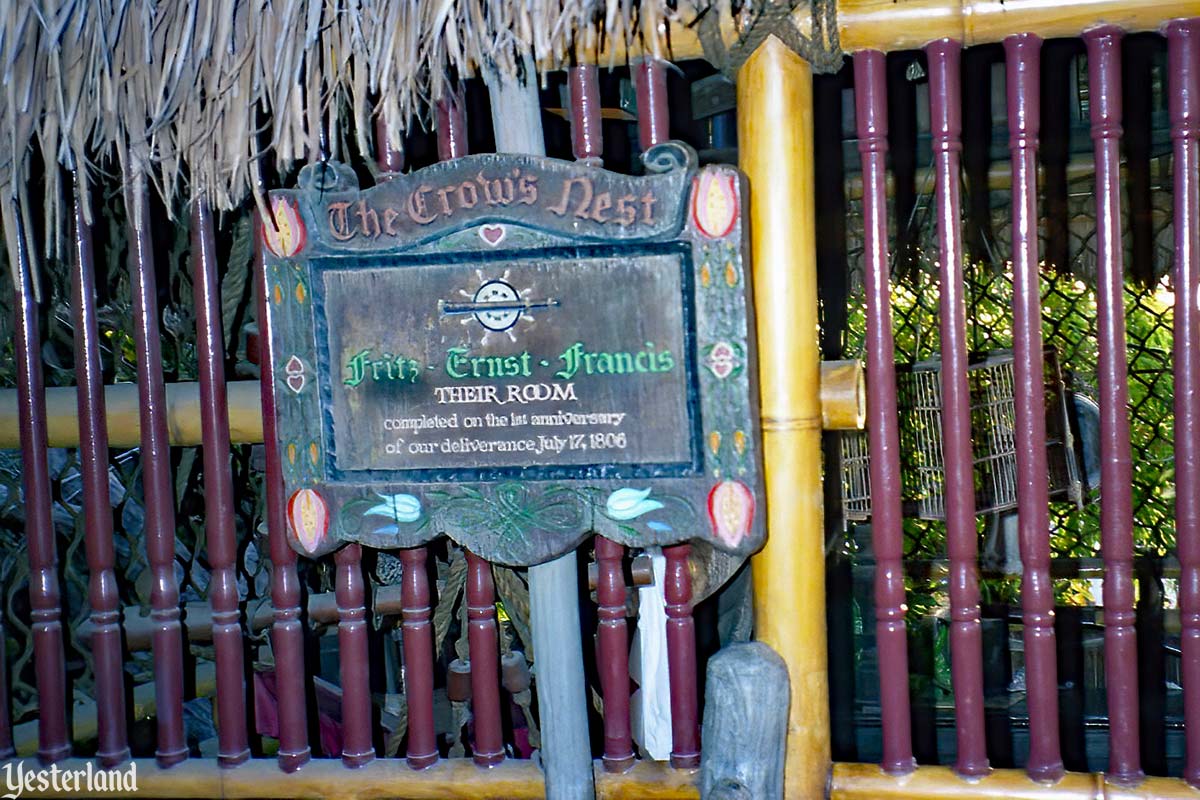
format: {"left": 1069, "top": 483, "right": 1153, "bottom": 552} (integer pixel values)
{"left": 437, "top": 90, "right": 467, "bottom": 161}
{"left": 595, "top": 537, "right": 634, "bottom": 772}
{"left": 335, "top": 544, "right": 375, "bottom": 766}
{"left": 926, "top": 39, "right": 989, "bottom": 778}
{"left": 192, "top": 197, "right": 251, "bottom": 767}
{"left": 569, "top": 65, "right": 604, "bottom": 163}
{"left": 374, "top": 114, "right": 405, "bottom": 175}
{"left": 1004, "top": 33, "right": 1064, "bottom": 782}
{"left": 434, "top": 90, "right": 503, "bottom": 769}
{"left": 465, "top": 552, "right": 504, "bottom": 766}
{"left": 634, "top": 54, "right": 699, "bottom": 770}
{"left": 71, "top": 178, "right": 130, "bottom": 767}
{"left": 1168, "top": 17, "right": 1200, "bottom": 789}
{"left": 1084, "top": 25, "right": 1143, "bottom": 783}
{"left": 568, "top": 67, "right": 632, "bottom": 770}
{"left": 371, "top": 118, "right": 437, "bottom": 770}
{"left": 635, "top": 59, "right": 670, "bottom": 149}
{"left": 256, "top": 207, "right": 313, "bottom": 772}
{"left": 663, "top": 544, "right": 700, "bottom": 769}
{"left": 399, "top": 548, "right": 438, "bottom": 768}
{"left": 854, "top": 49, "right": 916, "bottom": 776}
{"left": 126, "top": 170, "right": 188, "bottom": 768}
{"left": 8, "top": 205, "right": 70, "bottom": 765}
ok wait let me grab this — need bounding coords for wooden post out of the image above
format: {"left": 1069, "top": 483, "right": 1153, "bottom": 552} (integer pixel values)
{"left": 465, "top": 552, "right": 505, "bottom": 766}
{"left": 926, "top": 38, "right": 989, "bottom": 778}
{"left": 125, "top": 168, "right": 188, "bottom": 768}
{"left": 6, "top": 201, "right": 71, "bottom": 766}
{"left": 1168, "top": 17, "right": 1200, "bottom": 789}
{"left": 483, "top": 58, "right": 595, "bottom": 800}
{"left": 399, "top": 547, "right": 439, "bottom": 769}
{"left": 335, "top": 544, "right": 375, "bottom": 767}
{"left": 70, "top": 176, "right": 130, "bottom": 767}
{"left": 1005, "top": 32, "right": 1064, "bottom": 783}
{"left": 594, "top": 536, "right": 635, "bottom": 771}
{"left": 698, "top": 642, "right": 789, "bottom": 800}
{"left": 192, "top": 198, "right": 251, "bottom": 768}
{"left": 738, "top": 37, "right": 830, "bottom": 799}
{"left": 1084, "top": 24, "right": 1142, "bottom": 783}
{"left": 854, "top": 48, "right": 916, "bottom": 776}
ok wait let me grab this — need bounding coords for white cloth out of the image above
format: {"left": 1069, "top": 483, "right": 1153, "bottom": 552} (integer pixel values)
{"left": 629, "top": 548, "right": 672, "bottom": 760}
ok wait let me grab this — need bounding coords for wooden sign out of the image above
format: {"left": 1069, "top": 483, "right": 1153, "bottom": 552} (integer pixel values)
{"left": 263, "top": 143, "right": 764, "bottom": 566}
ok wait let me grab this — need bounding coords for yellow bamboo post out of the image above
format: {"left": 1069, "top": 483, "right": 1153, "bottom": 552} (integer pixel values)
{"left": 738, "top": 36, "right": 830, "bottom": 799}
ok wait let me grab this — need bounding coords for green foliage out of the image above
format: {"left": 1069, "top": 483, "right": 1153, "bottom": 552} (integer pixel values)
{"left": 846, "top": 260, "right": 1176, "bottom": 563}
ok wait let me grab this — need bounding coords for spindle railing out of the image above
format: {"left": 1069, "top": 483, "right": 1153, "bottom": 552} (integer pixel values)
{"left": 1, "top": 5, "right": 1199, "bottom": 800}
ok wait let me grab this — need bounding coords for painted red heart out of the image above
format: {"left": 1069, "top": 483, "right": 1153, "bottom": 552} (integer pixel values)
{"left": 480, "top": 224, "right": 506, "bottom": 245}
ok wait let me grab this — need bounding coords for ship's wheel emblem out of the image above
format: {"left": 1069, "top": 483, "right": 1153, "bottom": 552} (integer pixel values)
{"left": 440, "top": 269, "right": 559, "bottom": 344}
{"left": 473, "top": 280, "right": 522, "bottom": 332}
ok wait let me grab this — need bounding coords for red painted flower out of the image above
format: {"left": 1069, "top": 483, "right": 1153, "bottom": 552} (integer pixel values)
{"left": 707, "top": 480, "right": 755, "bottom": 548}
{"left": 287, "top": 488, "right": 329, "bottom": 554}
{"left": 692, "top": 171, "right": 738, "bottom": 239}
{"left": 262, "top": 198, "right": 307, "bottom": 258}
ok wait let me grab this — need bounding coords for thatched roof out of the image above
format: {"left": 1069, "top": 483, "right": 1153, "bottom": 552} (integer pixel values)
{"left": 0, "top": 0, "right": 725, "bottom": 260}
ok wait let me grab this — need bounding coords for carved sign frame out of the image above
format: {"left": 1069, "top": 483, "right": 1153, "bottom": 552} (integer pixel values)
{"left": 263, "top": 142, "right": 764, "bottom": 566}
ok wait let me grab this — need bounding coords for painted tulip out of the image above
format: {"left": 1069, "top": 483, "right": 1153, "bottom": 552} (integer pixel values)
{"left": 262, "top": 197, "right": 306, "bottom": 258}
{"left": 287, "top": 488, "right": 329, "bottom": 554}
{"left": 707, "top": 481, "right": 755, "bottom": 548}
{"left": 692, "top": 171, "right": 738, "bottom": 239}
{"left": 605, "top": 487, "right": 664, "bottom": 520}
{"left": 365, "top": 492, "right": 423, "bottom": 524}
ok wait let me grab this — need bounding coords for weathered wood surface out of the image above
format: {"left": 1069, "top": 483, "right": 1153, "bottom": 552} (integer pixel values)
{"left": 698, "top": 642, "right": 789, "bottom": 800}
{"left": 487, "top": 53, "right": 596, "bottom": 800}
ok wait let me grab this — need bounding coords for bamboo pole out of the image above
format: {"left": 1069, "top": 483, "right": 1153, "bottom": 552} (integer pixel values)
{"left": 0, "top": 757, "right": 704, "bottom": 800}
{"left": 0, "top": 382, "right": 264, "bottom": 448}
{"left": 739, "top": 36, "right": 830, "bottom": 800}
{"left": 0, "top": 363, "right": 864, "bottom": 449}
{"left": 584, "top": 0, "right": 1200, "bottom": 63}
{"left": 10, "top": 757, "right": 1200, "bottom": 800}
{"left": 831, "top": 763, "right": 1200, "bottom": 799}
{"left": 11, "top": 665, "right": 219, "bottom": 758}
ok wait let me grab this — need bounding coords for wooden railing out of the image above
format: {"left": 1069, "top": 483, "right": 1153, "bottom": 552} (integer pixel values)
{"left": 1, "top": 4, "right": 1199, "bottom": 800}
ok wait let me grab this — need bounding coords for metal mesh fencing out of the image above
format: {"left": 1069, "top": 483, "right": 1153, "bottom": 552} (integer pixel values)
{"left": 841, "top": 167, "right": 1177, "bottom": 562}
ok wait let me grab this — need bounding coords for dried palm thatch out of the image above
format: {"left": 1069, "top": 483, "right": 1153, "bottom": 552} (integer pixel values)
{"left": 0, "top": 0, "right": 726, "bottom": 280}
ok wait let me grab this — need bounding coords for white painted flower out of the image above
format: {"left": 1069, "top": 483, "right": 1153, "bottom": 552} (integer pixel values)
{"left": 605, "top": 488, "right": 664, "bottom": 520}
{"left": 366, "top": 492, "right": 422, "bottom": 524}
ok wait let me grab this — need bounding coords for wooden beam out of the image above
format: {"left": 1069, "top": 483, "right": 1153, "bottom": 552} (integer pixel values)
{"left": 0, "top": 363, "right": 863, "bottom": 450}
{"left": 586, "top": 0, "right": 1198, "bottom": 64}
{"left": 76, "top": 586, "right": 405, "bottom": 651}
{"left": 11, "top": 665, "right": 218, "bottom": 758}
{"left": 0, "top": 381, "right": 264, "bottom": 448}
{"left": 831, "top": 762, "right": 1200, "bottom": 799}
{"left": 739, "top": 36, "right": 831, "bottom": 800}
{"left": 0, "top": 757, "right": 703, "bottom": 800}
